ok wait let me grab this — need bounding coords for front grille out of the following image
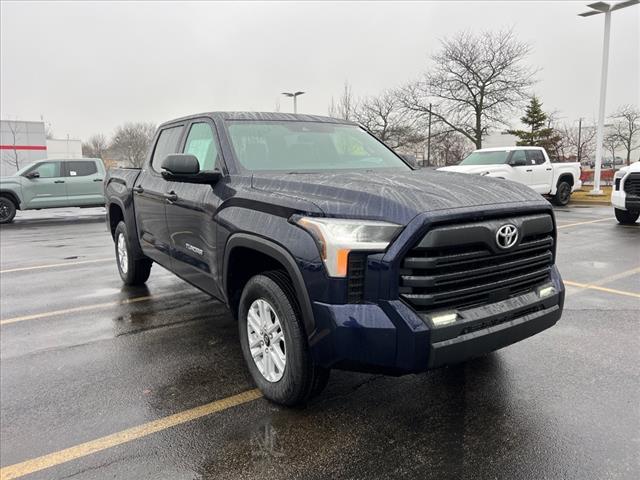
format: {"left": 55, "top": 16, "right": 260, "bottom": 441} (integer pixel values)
{"left": 623, "top": 173, "right": 640, "bottom": 196}
{"left": 400, "top": 214, "right": 554, "bottom": 313}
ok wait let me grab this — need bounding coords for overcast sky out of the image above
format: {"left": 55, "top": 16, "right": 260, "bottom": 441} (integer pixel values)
{"left": 1, "top": 0, "right": 638, "bottom": 141}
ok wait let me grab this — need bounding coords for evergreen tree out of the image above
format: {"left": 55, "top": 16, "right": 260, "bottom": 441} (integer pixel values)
{"left": 507, "top": 96, "right": 561, "bottom": 154}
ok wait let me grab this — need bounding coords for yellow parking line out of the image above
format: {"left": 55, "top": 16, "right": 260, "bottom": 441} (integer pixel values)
{"left": 564, "top": 280, "right": 640, "bottom": 299}
{"left": 0, "top": 293, "right": 172, "bottom": 326}
{"left": 0, "top": 258, "right": 112, "bottom": 274}
{"left": 557, "top": 217, "right": 614, "bottom": 229}
{"left": 0, "top": 389, "right": 263, "bottom": 480}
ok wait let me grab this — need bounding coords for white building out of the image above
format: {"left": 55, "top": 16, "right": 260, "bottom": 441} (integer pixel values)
{"left": 46, "top": 138, "right": 82, "bottom": 159}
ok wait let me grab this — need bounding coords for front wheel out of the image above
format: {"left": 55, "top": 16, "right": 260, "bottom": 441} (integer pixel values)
{"left": 238, "top": 272, "right": 329, "bottom": 406}
{"left": 614, "top": 208, "right": 639, "bottom": 225}
{"left": 0, "top": 196, "right": 17, "bottom": 224}
{"left": 114, "top": 221, "right": 152, "bottom": 285}
{"left": 552, "top": 181, "right": 572, "bottom": 206}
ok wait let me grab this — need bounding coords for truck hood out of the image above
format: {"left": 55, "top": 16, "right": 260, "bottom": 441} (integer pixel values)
{"left": 251, "top": 169, "right": 545, "bottom": 225}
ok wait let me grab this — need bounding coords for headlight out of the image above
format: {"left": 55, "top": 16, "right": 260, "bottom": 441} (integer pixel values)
{"left": 293, "top": 216, "right": 402, "bottom": 277}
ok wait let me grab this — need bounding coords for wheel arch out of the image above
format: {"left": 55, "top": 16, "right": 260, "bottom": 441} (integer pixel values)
{"left": 0, "top": 190, "right": 21, "bottom": 210}
{"left": 223, "top": 233, "right": 315, "bottom": 337}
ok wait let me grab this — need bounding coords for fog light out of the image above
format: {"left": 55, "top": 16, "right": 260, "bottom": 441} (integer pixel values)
{"left": 537, "top": 285, "right": 555, "bottom": 299}
{"left": 430, "top": 312, "right": 458, "bottom": 326}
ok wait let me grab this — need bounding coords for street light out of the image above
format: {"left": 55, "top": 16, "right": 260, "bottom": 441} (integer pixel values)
{"left": 578, "top": 0, "right": 639, "bottom": 194}
{"left": 281, "top": 91, "right": 305, "bottom": 114}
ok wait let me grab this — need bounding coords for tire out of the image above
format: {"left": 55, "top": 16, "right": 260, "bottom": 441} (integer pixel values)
{"left": 238, "top": 271, "right": 330, "bottom": 406}
{"left": 614, "top": 208, "right": 639, "bottom": 225}
{"left": 552, "top": 181, "right": 572, "bottom": 206}
{"left": 114, "top": 221, "right": 152, "bottom": 285}
{"left": 0, "top": 196, "right": 17, "bottom": 224}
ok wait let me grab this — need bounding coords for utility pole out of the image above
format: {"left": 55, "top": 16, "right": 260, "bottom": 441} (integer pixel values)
{"left": 579, "top": 0, "right": 639, "bottom": 195}
{"left": 281, "top": 91, "right": 305, "bottom": 114}
{"left": 426, "top": 103, "right": 432, "bottom": 167}
{"left": 577, "top": 118, "right": 583, "bottom": 163}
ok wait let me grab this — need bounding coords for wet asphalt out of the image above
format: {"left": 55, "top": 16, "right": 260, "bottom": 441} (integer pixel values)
{"left": 0, "top": 205, "right": 638, "bottom": 480}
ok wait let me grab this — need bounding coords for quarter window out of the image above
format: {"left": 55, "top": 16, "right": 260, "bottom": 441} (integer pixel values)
{"left": 151, "top": 126, "right": 183, "bottom": 170}
{"left": 184, "top": 123, "right": 219, "bottom": 171}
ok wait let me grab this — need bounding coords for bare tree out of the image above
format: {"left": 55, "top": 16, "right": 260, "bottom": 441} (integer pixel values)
{"left": 3, "top": 120, "right": 22, "bottom": 171}
{"left": 110, "top": 122, "right": 156, "bottom": 168}
{"left": 603, "top": 129, "right": 623, "bottom": 172}
{"left": 353, "top": 90, "right": 424, "bottom": 150}
{"left": 609, "top": 105, "right": 640, "bottom": 166}
{"left": 82, "top": 134, "right": 109, "bottom": 159}
{"left": 328, "top": 81, "right": 355, "bottom": 120}
{"left": 560, "top": 123, "right": 596, "bottom": 164}
{"left": 401, "top": 29, "right": 536, "bottom": 149}
{"left": 430, "top": 129, "right": 473, "bottom": 166}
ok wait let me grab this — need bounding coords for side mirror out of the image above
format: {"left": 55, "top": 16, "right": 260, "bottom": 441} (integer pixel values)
{"left": 161, "top": 154, "right": 222, "bottom": 184}
{"left": 400, "top": 154, "right": 420, "bottom": 169}
{"left": 25, "top": 171, "right": 40, "bottom": 179}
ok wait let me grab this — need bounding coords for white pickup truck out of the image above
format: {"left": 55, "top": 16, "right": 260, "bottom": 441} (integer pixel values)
{"left": 438, "top": 146, "right": 582, "bottom": 206}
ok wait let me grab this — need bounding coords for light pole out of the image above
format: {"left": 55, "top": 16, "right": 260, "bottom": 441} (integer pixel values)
{"left": 579, "top": 0, "right": 639, "bottom": 194}
{"left": 281, "top": 91, "right": 305, "bottom": 114}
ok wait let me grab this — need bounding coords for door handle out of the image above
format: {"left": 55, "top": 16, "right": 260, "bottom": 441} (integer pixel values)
{"left": 93, "top": 178, "right": 103, "bottom": 182}
{"left": 546, "top": 168, "right": 552, "bottom": 171}
{"left": 164, "top": 191, "right": 178, "bottom": 203}
{"left": 54, "top": 180, "right": 65, "bottom": 184}
{"left": 133, "top": 186, "right": 144, "bottom": 194}
{"left": 526, "top": 169, "right": 533, "bottom": 172}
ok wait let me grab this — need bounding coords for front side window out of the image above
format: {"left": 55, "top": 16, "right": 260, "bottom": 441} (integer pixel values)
{"left": 65, "top": 161, "right": 97, "bottom": 177}
{"left": 226, "top": 121, "right": 410, "bottom": 172}
{"left": 26, "top": 162, "right": 61, "bottom": 178}
{"left": 460, "top": 151, "right": 510, "bottom": 165}
{"left": 151, "top": 126, "right": 183, "bottom": 170}
{"left": 184, "top": 122, "right": 219, "bottom": 171}
{"left": 510, "top": 150, "right": 528, "bottom": 165}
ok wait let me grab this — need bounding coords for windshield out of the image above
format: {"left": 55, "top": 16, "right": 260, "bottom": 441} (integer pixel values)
{"left": 460, "top": 151, "right": 510, "bottom": 166}
{"left": 226, "top": 121, "right": 410, "bottom": 172}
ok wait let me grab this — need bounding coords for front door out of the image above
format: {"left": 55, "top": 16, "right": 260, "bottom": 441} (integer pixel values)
{"left": 20, "top": 161, "right": 68, "bottom": 208}
{"left": 508, "top": 150, "right": 534, "bottom": 188}
{"left": 63, "top": 160, "right": 104, "bottom": 206}
{"left": 133, "top": 125, "right": 184, "bottom": 268}
{"left": 165, "top": 120, "right": 225, "bottom": 297}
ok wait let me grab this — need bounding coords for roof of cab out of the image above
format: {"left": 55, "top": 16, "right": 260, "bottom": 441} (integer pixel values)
{"left": 474, "top": 146, "right": 546, "bottom": 152}
{"left": 158, "top": 111, "right": 355, "bottom": 129}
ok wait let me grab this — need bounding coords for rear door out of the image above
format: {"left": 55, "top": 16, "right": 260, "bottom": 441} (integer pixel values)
{"left": 526, "top": 149, "right": 553, "bottom": 193}
{"left": 164, "top": 119, "right": 225, "bottom": 297}
{"left": 133, "top": 125, "right": 184, "bottom": 268}
{"left": 20, "top": 161, "right": 68, "bottom": 208}
{"left": 63, "top": 160, "right": 104, "bottom": 206}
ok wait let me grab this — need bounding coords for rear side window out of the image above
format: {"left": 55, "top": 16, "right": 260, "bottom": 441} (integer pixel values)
{"left": 527, "top": 150, "right": 546, "bottom": 165}
{"left": 65, "top": 161, "right": 97, "bottom": 177}
{"left": 184, "top": 122, "right": 219, "bottom": 171}
{"left": 151, "top": 126, "right": 183, "bottom": 170}
{"left": 27, "top": 162, "right": 61, "bottom": 178}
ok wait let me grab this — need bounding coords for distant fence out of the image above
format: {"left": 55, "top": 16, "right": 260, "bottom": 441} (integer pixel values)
{"left": 580, "top": 168, "right": 615, "bottom": 186}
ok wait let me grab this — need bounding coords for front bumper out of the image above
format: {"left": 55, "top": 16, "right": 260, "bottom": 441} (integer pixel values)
{"left": 310, "top": 265, "right": 564, "bottom": 373}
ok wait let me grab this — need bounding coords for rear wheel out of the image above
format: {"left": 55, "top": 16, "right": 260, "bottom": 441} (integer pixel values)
{"left": 238, "top": 272, "right": 329, "bottom": 406}
{"left": 552, "top": 181, "right": 572, "bottom": 206}
{"left": 614, "top": 208, "right": 639, "bottom": 225}
{"left": 114, "top": 221, "right": 152, "bottom": 285}
{"left": 0, "top": 196, "right": 17, "bottom": 224}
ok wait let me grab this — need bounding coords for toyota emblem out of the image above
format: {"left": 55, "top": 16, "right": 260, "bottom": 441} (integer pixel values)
{"left": 496, "top": 224, "right": 518, "bottom": 249}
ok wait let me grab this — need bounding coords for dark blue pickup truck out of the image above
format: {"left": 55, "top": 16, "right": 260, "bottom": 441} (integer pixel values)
{"left": 105, "top": 112, "right": 564, "bottom": 406}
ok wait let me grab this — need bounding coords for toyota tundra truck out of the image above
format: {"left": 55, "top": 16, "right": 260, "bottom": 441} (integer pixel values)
{"left": 438, "top": 146, "right": 582, "bottom": 206}
{"left": 104, "top": 112, "right": 565, "bottom": 406}
{"left": 611, "top": 162, "right": 640, "bottom": 224}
